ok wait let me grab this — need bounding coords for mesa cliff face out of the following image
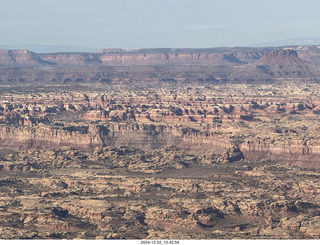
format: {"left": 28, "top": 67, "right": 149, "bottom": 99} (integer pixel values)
{"left": 39, "top": 48, "right": 266, "bottom": 66}
{"left": 0, "top": 50, "right": 53, "bottom": 67}
{"left": 0, "top": 46, "right": 320, "bottom": 84}
{"left": 98, "top": 50, "right": 248, "bottom": 66}
{"left": 1, "top": 46, "right": 317, "bottom": 67}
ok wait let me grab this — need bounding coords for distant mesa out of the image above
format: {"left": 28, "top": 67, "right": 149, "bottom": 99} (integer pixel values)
{"left": 0, "top": 49, "right": 54, "bottom": 66}
{"left": 255, "top": 49, "right": 304, "bottom": 66}
{"left": 253, "top": 49, "right": 313, "bottom": 78}
{"left": 0, "top": 45, "right": 320, "bottom": 83}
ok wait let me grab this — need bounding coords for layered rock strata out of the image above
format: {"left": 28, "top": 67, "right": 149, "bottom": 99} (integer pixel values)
{"left": 1, "top": 46, "right": 320, "bottom": 83}
{"left": 1, "top": 83, "right": 320, "bottom": 168}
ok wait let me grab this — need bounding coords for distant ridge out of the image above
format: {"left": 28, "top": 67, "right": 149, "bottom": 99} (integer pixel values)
{"left": 2, "top": 45, "right": 320, "bottom": 67}
{"left": 1, "top": 45, "right": 320, "bottom": 84}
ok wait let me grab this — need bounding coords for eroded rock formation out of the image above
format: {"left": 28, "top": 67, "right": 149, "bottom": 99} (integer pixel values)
{"left": 0, "top": 145, "right": 320, "bottom": 239}
{"left": 1, "top": 83, "right": 320, "bottom": 168}
{"left": 1, "top": 46, "right": 320, "bottom": 239}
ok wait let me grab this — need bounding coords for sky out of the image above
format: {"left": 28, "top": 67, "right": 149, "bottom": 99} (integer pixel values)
{"left": 1, "top": 0, "right": 320, "bottom": 52}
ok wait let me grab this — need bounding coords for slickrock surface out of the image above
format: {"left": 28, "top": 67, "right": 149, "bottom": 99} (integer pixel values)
{"left": 0, "top": 81, "right": 320, "bottom": 239}
{"left": 0, "top": 146, "right": 320, "bottom": 239}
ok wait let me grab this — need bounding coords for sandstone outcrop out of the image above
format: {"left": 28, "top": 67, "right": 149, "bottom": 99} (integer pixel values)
{"left": 0, "top": 146, "right": 319, "bottom": 239}
{"left": 1, "top": 82, "right": 320, "bottom": 169}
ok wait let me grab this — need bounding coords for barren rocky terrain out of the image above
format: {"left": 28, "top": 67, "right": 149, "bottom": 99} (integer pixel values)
{"left": 1, "top": 46, "right": 320, "bottom": 239}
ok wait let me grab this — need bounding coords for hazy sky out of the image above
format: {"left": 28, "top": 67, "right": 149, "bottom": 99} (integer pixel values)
{"left": 1, "top": 0, "right": 320, "bottom": 51}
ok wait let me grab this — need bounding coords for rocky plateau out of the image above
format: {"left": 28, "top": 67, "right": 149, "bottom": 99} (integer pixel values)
{"left": 0, "top": 46, "right": 320, "bottom": 239}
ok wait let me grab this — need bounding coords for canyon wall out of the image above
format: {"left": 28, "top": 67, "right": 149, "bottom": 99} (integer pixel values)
{"left": 0, "top": 123, "right": 230, "bottom": 155}
{"left": 0, "top": 125, "right": 103, "bottom": 150}
{"left": 1, "top": 122, "right": 320, "bottom": 169}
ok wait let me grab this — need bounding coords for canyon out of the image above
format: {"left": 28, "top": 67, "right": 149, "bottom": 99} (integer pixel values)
{"left": 1, "top": 82, "right": 320, "bottom": 168}
{"left": 1, "top": 46, "right": 320, "bottom": 239}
